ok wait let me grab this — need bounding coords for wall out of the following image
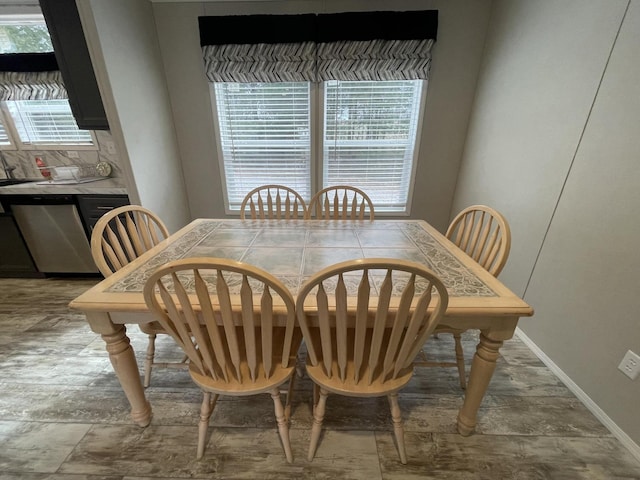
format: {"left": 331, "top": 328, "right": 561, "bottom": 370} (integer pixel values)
{"left": 152, "top": 0, "right": 492, "bottom": 229}
{"left": 77, "top": 0, "right": 190, "bottom": 233}
{"left": 453, "top": 0, "right": 639, "bottom": 446}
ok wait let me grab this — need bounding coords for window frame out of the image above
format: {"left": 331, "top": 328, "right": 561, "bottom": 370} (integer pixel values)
{"left": 211, "top": 79, "right": 426, "bottom": 216}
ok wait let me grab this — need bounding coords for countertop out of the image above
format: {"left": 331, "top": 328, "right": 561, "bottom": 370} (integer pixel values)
{"left": 0, "top": 178, "right": 128, "bottom": 195}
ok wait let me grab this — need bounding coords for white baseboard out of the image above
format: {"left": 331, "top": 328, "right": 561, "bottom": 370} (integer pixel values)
{"left": 515, "top": 327, "right": 640, "bottom": 463}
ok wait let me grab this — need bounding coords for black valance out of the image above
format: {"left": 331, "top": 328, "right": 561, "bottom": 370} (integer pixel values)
{"left": 0, "top": 52, "right": 67, "bottom": 100}
{"left": 198, "top": 14, "right": 317, "bottom": 45}
{"left": 316, "top": 11, "right": 437, "bottom": 42}
{"left": 199, "top": 10, "right": 438, "bottom": 83}
{"left": 0, "top": 53, "right": 59, "bottom": 72}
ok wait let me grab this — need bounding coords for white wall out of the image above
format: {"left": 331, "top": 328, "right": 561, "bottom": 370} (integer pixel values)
{"left": 77, "top": 0, "right": 190, "bottom": 233}
{"left": 152, "top": 0, "right": 492, "bottom": 229}
{"left": 453, "top": 0, "right": 640, "bottom": 446}
{"left": 524, "top": 0, "right": 640, "bottom": 447}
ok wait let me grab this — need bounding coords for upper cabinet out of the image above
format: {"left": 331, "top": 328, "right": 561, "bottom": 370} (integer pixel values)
{"left": 39, "top": 0, "right": 109, "bottom": 130}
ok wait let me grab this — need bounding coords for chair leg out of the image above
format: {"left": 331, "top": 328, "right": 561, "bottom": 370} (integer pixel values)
{"left": 197, "top": 392, "right": 218, "bottom": 459}
{"left": 296, "top": 341, "right": 305, "bottom": 378}
{"left": 284, "top": 372, "right": 296, "bottom": 422}
{"left": 453, "top": 333, "right": 467, "bottom": 389}
{"left": 271, "top": 388, "right": 293, "bottom": 463}
{"left": 143, "top": 333, "right": 157, "bottom": 388}
{"left": 312, "top": 383, "right": 320, "bottom": 411}
{"left": 308, "top": 387, "right": 328, "bottom": 461}
{"left": 388, "top": 393, "right": 407, "bottom": 464}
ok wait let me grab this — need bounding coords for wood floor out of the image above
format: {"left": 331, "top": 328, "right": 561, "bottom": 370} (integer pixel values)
{"left": 1, "top": 277, "right": 639, "bottom": 479}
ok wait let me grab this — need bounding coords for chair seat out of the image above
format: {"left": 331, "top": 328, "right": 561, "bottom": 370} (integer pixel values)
{"left": 190, "top": 363, "right": 296, "bottom": 396}
{"left": 189, "top": 327, "right": 303, "bottom": 395}
{"left": 306, "top": 359, "right": 413, "bottom": 397}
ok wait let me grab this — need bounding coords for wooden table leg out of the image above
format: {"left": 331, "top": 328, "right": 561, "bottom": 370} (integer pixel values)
{"left": 457, "top": 331, "right": 503, "bottom": 436}
{"left": 86, "top": 312, "right": 152, "bottom": 427}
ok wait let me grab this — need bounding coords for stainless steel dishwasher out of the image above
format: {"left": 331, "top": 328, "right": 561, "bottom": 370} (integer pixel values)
{"left": 10, "top": 195, "right": 98, "bottom": 273}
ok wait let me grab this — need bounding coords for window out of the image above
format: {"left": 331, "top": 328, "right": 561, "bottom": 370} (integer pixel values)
{"left": 3, "top": 100, "right": 93, "bottom": 146}
{"left": 0, "top": 16, "right": 95, "bottom": 150}
{"left": 215, "top": 82, "right": 311, "bottom": 207}
{"left": 323, "top": 80, "right": 423, "bottom": 212}
{"left": 213, "top": 79, "right": 425, "bottom": 214}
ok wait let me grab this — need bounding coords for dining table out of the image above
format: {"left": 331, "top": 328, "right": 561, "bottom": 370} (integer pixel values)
{"left": 69, "top": 218, "right": 533, "bottom": 436}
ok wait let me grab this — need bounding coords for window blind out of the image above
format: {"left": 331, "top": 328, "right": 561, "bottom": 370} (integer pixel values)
{"left": 323, "top": 80, "right": 423, "bottom": 212}
{"left": 6, "top": 99, "right": 91, "bottom": 144}
{"left": 0, "top": 121, "right": 10, "bottom": 145}
{"left": 215, "top": 82, "right": 311, "bottom": 209}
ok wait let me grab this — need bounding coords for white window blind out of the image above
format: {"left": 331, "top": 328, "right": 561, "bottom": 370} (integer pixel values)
{"left": 323, "top": 80, "right": 423, "bottom": 212}
{"left": 215, "top": 82, "right": 311, "bottom": 210}
{"left": 0, "top": 122, "right": 10, "bottom": 146}
{"left": 5, "top": 100, "right": 92, "bottom": 145}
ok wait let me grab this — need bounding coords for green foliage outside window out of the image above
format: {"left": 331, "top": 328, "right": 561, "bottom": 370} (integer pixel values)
{"left": 0, "top": 25, "right": 53, "bottom": 54}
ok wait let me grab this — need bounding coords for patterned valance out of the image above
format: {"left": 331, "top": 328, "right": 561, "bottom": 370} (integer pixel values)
{"left": 199, "top": 11, "right": 437, "bottom": 83}
{"left": 202, "top": 42, "right": 316, "bottom": 83}
{"left": 200, "top": 14, "right": 317, "bottom": 83}
{"left": 0, "top": 53, "right": 67, "bottom": 100}
{"left": 316, "top": 39, "right": 435, "bottom": 82}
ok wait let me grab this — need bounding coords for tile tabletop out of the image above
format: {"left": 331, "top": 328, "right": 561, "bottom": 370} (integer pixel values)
{"left": 106, "top": 219, "right": 497, "bottom": 298}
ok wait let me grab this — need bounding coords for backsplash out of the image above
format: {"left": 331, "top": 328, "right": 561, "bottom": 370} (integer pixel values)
{"left": 0, "top": 130, "right": 124, "bottom": 180}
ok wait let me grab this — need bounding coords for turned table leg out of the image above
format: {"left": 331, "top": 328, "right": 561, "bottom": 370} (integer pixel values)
{"left": 86, "top": 312, "right": 152, "bottom": 427}
{"left": 457, "top": 331, "right": 503, "bottom": 436}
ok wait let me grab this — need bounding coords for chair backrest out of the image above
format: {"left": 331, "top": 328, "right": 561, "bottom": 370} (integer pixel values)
{"left": 91, "top": 205, "right": 170, "bottom": 277}
{"left": 296, "top": 258, "right": 448, "bottom": 385}
{"left": 143, "top": 257, "right": 298, "bottom": 383}
{"left": 240, "top": 185, "right": 307, "bottom": 220}
{"left": 446, "top": 205, "right": 511, "bottom": 277}
{"left": 306, "top": 186, "right": 375, "bottom": 221}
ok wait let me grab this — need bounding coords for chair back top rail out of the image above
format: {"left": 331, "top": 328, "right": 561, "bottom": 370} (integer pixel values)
{"left": 91, "top": 205, "right": 170, "bottom": 277}
{"left": 446, "top": 205, "right": 511, "bottom": 277}
{"left": 307, "top": 185, "right": 375, "bottom": 221}
{"left": 240, "top": 185, "right": 307, "bottom": 220}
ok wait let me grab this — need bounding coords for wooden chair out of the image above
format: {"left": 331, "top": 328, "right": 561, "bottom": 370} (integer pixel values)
{"left": 143, "top": 258, "right": 302, "bottom": 462}
{"left": 91, "top": 204, "right": 181, "bottom": 387}
{"left": 417, "top": 205, "right": 511, "bottom": 389}
{"left": 446, "top": 205, "right": 511, "bottom": 277}
{"left": 306, "top": 185, "right": 375, "bottom": 221}
{"left": 296, "top": 258, "right": 449, "bottom": 464}
{"left": 240, "top": 185, "right": 307, "bottom": 220}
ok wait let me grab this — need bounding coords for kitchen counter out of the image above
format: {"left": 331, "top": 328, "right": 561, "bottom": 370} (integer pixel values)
{"left": 0, "top": 178, "right": 127, "bottom": 195}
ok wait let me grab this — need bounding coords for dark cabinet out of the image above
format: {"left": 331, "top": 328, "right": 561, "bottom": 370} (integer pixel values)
{"left": 77, "top": 194, "right": 130, "bottom": 234}
{"left": 0, "top": 213, "right": 38, "bottom": 277}
{"left": 40, "top": 0, "right": 109, "bottom": 130}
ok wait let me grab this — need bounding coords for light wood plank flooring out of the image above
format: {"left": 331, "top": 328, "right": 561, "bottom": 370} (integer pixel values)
{"left": 0, "top": 277, "right": 639, "bottom": 479}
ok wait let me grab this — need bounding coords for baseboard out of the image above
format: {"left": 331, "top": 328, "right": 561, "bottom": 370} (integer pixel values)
{"left": 515, "top": 327, "right": 640, "bottom": 463}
